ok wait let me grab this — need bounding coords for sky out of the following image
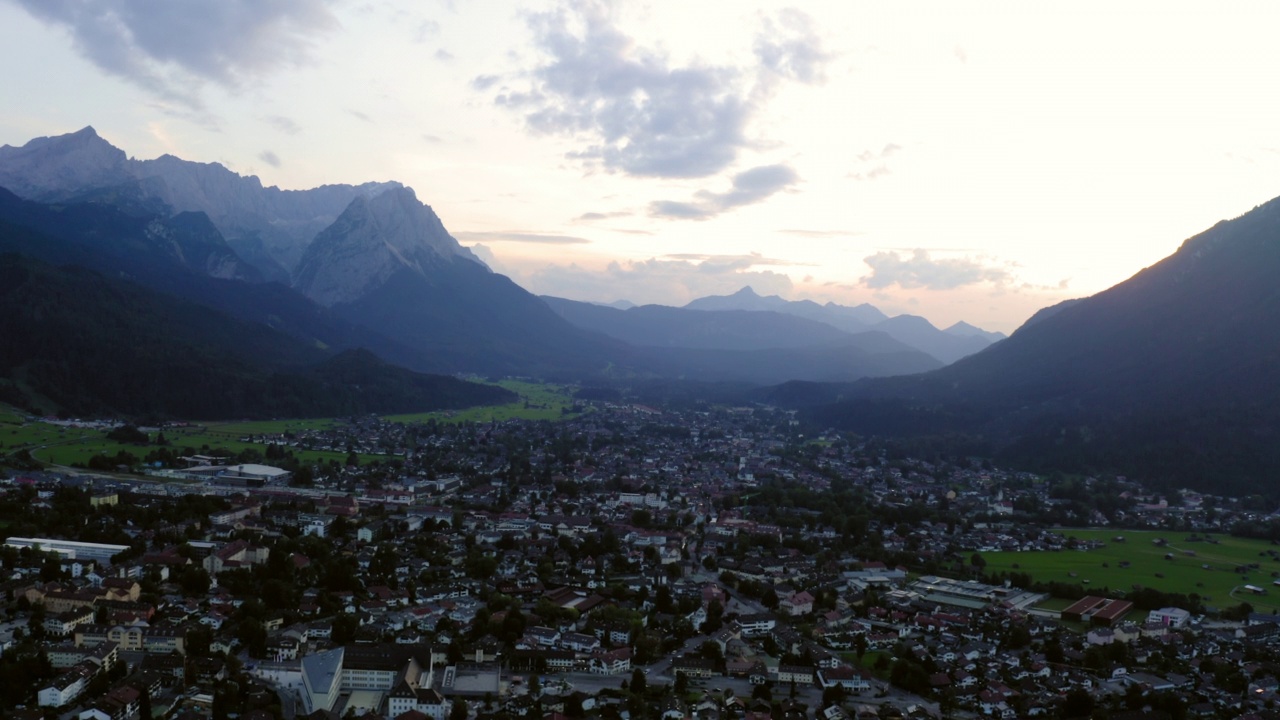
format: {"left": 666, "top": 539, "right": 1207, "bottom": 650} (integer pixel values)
{"left": 4, "top": 1, "right": 1280, "bottom": 333}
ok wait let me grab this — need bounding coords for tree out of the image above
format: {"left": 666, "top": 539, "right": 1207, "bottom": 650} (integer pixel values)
{"left": 331, "top": 613, "right": 360, "bottom": 645}
{"left": 675, "top": 671, "right": 690, "bottom": 695}
{"left": 630, "top": 667, "right": 647, "bottom": 695}
{"left": 178, "top": 566, "right": 212, "bottom": 596}
{"left": 1061, "top": 688, "right": 1094, "bottom": 718}
{"left": 291, "top": 465, "right": 315, "bottom": 487}
{"left": 450, "top": 699, "right": 468, "bottom": 720}
{"left": 139, "top": 686, "right": 153, "bottom": 719}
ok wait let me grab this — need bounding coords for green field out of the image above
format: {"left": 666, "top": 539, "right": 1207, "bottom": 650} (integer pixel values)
{"left": 0, "top": 406, "right": 25, "bottom": 426}
{"left": 2, "top": 381, "right": 583, "bottom": 470}
{"left": 982, "top": 528, "right": 1280, "bottom": 611}
{"left": 383, "top": 380, "right": 584, "bottom": 424}
{"left": 201, "top": 418, "right": 344, "bottom": 435}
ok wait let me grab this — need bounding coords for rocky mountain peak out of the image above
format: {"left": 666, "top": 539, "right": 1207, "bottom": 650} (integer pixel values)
{"left": 292, "top": 186, "right": 487, "bottom": 307}
{"left": 0, "top": 125, "right": 130, "bottom": 197}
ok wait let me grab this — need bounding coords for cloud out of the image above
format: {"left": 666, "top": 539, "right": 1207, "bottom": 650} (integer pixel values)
{"left": 11, "top": 0, "right": 338, "bottom": 109}
{"left": 413, "top": 19, "right": 440, "bottom": 43}
{"left": 664, "top": 252, "right": 801, "bottom": 273}
{"left": 514, "top": 256, "right": 797, "bottom": 306}
{"left": 347, "top": 109, "right": 373, "bottom": 123}
{"left": 649, "top": 164, "right": 799, "bottom": 220}
{"left": 857, "top": 144, "right": 899, "bottom": 162}
{"left": 470, "top": 74, "right": 501, "bottom": 91}
{"left": 487, "top": 2, "right": 828, "bottom": 178}
{"left": 861, "top": 249, "right": 1013, "bottom": 290}
{"left": 257, "top": 150, "right": 281, "bottom": 167}
{"left": 455, "top": 231, "right": 591, "bottom": 245}
{"left": 780, "top": 228, "right": 865, "bottom": 238}
{"left": 850, "top": 143, "right": 901, "bottom": 181}
{"left": 434, "top": 49, "right": 455, "bottom": 62}
{"left": 851, "top": 165, "right": 890, "bottom": 181}
{"left": 754, "top": 8, "right": 831, "bottom": 85}
{"left": 574, "top": 210, "right": 632, "bottom": 222}
{"left": 262, "top": 115, "right": 301, "bottom": 135}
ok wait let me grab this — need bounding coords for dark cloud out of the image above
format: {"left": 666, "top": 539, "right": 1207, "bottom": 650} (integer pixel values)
{"left": 454, "top": 231, "right": 591, "bottom": 245}
{"left": 258, "top": 150, "right": 281, "bottom": 167}
{"left": 648, "top": 164, "right": 799, "bottom": 220}
{"left": 862, "top": 250, "right": 1012, "bottom": 290}
{"left": 12, "top": 0, "right": 337, "bottom": 109}
{"left": 488, "top": 2, "right": 828, "bottom": 178}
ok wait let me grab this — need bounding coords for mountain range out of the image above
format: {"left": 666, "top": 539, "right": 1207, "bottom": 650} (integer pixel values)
{"left": 0, "top": 127, "right": 989, "bottom": 414}
{"left": 682, "top": 286, "right": 1003, "bottom": 363}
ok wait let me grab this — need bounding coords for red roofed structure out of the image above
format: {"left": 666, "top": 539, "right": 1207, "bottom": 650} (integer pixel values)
{"left": 1062, "top": 595, "right": 1133, "bottom": 626}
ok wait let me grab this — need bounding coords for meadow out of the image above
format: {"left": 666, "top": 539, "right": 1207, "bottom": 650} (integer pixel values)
{"left": 0, "top": 380, "right": 583, "bottom": 470}
{"left": 382, "top": 380, "right": 584, "bottom": 424}
{"left": 981, "top": 528, "right": 1280, "bottom": 612}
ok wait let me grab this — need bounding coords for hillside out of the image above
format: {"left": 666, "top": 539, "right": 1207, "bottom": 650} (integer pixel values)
{"left": 795, "top": 196, "right": 1280, "bottom": 494}
{"left": 0, "top": 252, "right": 513, "bottom": 419}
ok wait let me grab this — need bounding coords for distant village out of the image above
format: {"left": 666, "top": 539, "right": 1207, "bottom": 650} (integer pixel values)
{"left": 3, "top": 402, "right": 1280, "bottom": 720}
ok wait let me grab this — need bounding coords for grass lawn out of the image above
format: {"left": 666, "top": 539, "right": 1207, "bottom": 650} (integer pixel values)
{"left": 982, "top": 528, "right": 1280, "bottom": 612}
{"left": 858, "top": 651, "right": 890, "bottom": 678}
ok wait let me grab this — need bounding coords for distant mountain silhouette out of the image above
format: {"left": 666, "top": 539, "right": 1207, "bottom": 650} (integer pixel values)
{"left": 792, "top": 196, "right": 1280, "bottom": 494}
{"left": 682, "top": 286, "right": 1002, "bottom": 364}
{"left": 539, "top": 295, "right": 942, "bottom": 384}
{"left": 544, "top": 296, "right": 863, "bottom": 350}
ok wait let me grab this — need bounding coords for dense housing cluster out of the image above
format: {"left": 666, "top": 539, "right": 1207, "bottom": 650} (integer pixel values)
{"left": 2, "top": 401, "right": 1280, "bottom": 720}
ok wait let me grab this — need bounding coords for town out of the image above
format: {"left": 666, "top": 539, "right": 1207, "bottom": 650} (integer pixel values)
{"left": 3, "top": 400, "right": 1280, "bottom": 720}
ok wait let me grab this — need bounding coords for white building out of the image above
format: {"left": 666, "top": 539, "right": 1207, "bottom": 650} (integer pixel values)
{"left": 7, "top": 537, "right": 130, "bottom": 565}
{"left": 1147, "top": 607, "right": 1191, "bottom": 628}
{"left": 38, "top": 663, "right": 94, "bottom": 707}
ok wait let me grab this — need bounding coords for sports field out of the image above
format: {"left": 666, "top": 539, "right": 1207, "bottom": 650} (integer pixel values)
{"left": 981, "top": 528, "right": 1280, "bottom": 612}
